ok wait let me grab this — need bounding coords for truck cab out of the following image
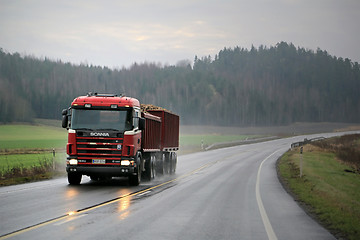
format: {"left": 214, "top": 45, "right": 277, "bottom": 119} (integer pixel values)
{"left": 62, "top": 93, "right": 145, "bottom": 185}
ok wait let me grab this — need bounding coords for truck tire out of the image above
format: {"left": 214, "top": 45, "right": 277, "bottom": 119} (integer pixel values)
{"left": 157, "top": 153, "right": 170, "bottom": 175}
{"left": 170, "top": 152, "right": 177, "bottom": 174}
{"left": 68, "top": 172, "right": 82, "bottom": 185}
{"left": 143, "top": 154, "right": 156, "bottom": 181}
{"left": 151, "top": 155, "right": 157, "bottom": 179}
{"left": 156, "top": 153, "right": 165, "bottom": 175}
{"left": 143, "top": 155, "right": 151, "bottom": 181}
{"left": 129, "top": 152, "right": 142, "bottom": 186}
{"left": 163, "top": 152, "right": 171, "bottom": 175}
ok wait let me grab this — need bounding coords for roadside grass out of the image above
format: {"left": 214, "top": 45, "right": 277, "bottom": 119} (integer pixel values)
{"left": 0, "top": 123, "right": 67, "bottom": 185}
{"left": 0, "top": 152, "right": 67, "bottom": 186}
{"left": 0, "top": 153, "right": 54, "bottom": 170}
{"left": 277, "top": 136, "right": 360, "bottom": 240}
{"left": 0, "top": 153, "right": 66, "bottom": 173}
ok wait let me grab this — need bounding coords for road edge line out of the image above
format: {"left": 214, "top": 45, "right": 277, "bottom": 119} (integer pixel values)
{"left": 256, "top": 149, "right": 281, "bottom": 240}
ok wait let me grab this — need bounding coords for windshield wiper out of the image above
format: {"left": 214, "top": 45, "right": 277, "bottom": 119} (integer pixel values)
{"left": 75, "top": 128, "right": 93, "bottom": 131}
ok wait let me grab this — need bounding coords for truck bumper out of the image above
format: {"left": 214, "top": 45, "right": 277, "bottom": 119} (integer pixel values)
{"left": 66, "top": 165, "right": 136, "bottom": 177}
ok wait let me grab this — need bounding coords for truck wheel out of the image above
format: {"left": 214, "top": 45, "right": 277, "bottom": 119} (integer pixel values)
{"left": 68, "top": 172, "right": 82, "bottom": 185}
{"left": 129, "top": 153, "right": 142, "bottom": 186}
{"left": 143, "top": 155, "right": 152, "bottom": 181}
{"left": 129, "top": 167, "right": 141, "bottom": 186}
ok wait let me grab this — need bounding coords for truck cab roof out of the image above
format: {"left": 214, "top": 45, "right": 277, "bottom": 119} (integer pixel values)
{"left": 71, "top": 93, "right": 140, "bottom": 108}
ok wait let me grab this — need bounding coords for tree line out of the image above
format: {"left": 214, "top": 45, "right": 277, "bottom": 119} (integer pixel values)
{"left": 1, "top": 42, "right": 359, "bottom": 126}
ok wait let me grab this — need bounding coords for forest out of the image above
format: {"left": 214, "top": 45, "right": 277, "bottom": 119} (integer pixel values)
{"left": 1, "top": 42, "right": 360, "bottom": 126}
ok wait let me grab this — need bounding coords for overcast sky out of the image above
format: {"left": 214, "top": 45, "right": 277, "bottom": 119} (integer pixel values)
{"left": 1, "top": 0, "right": 359, "bottom": 68}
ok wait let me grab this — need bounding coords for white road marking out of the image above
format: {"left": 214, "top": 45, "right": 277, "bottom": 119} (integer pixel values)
{"left": 137, "top": 190, "right": 151, "bottom": 197}
{"left": 256, "top": 149, "right": 281, "bottom": 240}
{"left": 54, "top": 214, "right": 87, "bottom": 226}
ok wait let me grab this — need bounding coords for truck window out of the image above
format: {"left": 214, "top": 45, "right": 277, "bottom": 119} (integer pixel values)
{"left": 71, "top": 109, "right": 132, "bottom": 131}
{"left": 133, "top": 109, "right": 140, "bottom": 129}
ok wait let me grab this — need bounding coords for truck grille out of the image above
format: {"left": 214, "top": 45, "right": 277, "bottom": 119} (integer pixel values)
{"left": 76, "top": 136, "right": 123, "bottom": 162}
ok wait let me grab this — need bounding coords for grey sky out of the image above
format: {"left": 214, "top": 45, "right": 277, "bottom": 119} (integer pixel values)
{"left": 1, "top": 0, "right": 359, "bottom": 68}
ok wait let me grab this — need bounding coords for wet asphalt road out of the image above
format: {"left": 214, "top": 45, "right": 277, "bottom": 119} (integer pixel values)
{"left": 1, "top": 132, "right": 351, "bottom": 240}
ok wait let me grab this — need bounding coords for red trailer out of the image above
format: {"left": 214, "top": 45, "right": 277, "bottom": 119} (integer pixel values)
{"left": 142, "top": 109, "right": 179, "bottom": 175}
{"left": 62, "top": 93, "right": 179, "bottom": 186}
{"left": 141, "top": 112, "right": 162, "bottom": 152}
{"left": 147, "top": 110, "right": 179, "bottom": 152}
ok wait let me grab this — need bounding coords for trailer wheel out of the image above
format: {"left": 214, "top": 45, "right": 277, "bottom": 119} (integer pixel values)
{"left": 68, "top": 172, "right": 82, "bottom": 185}
{"left": 164, "top": 152, "right": 171, "bottom": 175}
{"left": 156, "top": 153, "right": 165, "bottom": 175}
{"left": 151, "top": 155, "right": 156, "bottom": 179}
{"left": 170, "top": 152, "right": 177, "bottom": 174}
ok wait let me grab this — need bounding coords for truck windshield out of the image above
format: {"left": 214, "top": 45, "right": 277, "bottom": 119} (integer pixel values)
{"left": 71, "top": 109, "right": 132, "bottom": 132}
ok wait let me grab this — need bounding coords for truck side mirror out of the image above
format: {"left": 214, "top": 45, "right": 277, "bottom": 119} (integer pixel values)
{"left": 139, "top": 118, "right": 145, "bottom": 131}
{"left": 62, "top": 109, "right": 68, "bottom": 128}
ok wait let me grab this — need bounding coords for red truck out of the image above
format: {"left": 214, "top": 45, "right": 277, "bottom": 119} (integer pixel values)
{"left": 61, "top": 93, "right": 179, "bottom": 186}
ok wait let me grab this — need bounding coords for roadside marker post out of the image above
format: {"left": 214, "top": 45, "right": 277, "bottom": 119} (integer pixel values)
{"left": 300, "top": 146, "right": 303, "bottom": 178}
{"left": 52, "top": 148, "right": 56, "bottom": 170}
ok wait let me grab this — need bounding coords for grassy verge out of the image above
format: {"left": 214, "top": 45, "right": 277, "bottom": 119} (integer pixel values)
{"left": 0, "top": 152, "right": 67, "bottom": 186}
{"left": 0, "top": 153, "right": 53, "bottom": 171}
{"left": 0, "top": 122, "right": 67, "bottom": 186}
{"left": 277, "top": 135, "right": 360, "bottom": 240}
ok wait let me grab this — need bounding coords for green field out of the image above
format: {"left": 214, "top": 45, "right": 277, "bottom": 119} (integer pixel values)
{"left": 278, "top": 140, "right": 360, "bottom": 240}
{"left": 0, "top": 123, "right": 67, "bottom": 181}
{"left": 0, "top": 124, "right": 67, "bottom": 150}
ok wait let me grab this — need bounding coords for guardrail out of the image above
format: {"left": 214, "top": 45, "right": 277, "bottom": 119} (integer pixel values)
{"left": 290, "top": 136, "right": 325, "bottom": 149}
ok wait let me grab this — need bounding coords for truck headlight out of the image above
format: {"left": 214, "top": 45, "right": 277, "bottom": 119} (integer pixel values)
{"left": 69, "top": 159, "right": 78, "bottom": 165}
{"left": 121, "top": 160, "right": 134, "bottom": 166}
{"left": 121, "top": 160, "right": 131, "bottom": 166}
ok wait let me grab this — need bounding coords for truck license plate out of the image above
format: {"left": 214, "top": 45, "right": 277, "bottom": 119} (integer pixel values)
{"left": 92, "top": 159, "right": 106, "bottom": 164}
